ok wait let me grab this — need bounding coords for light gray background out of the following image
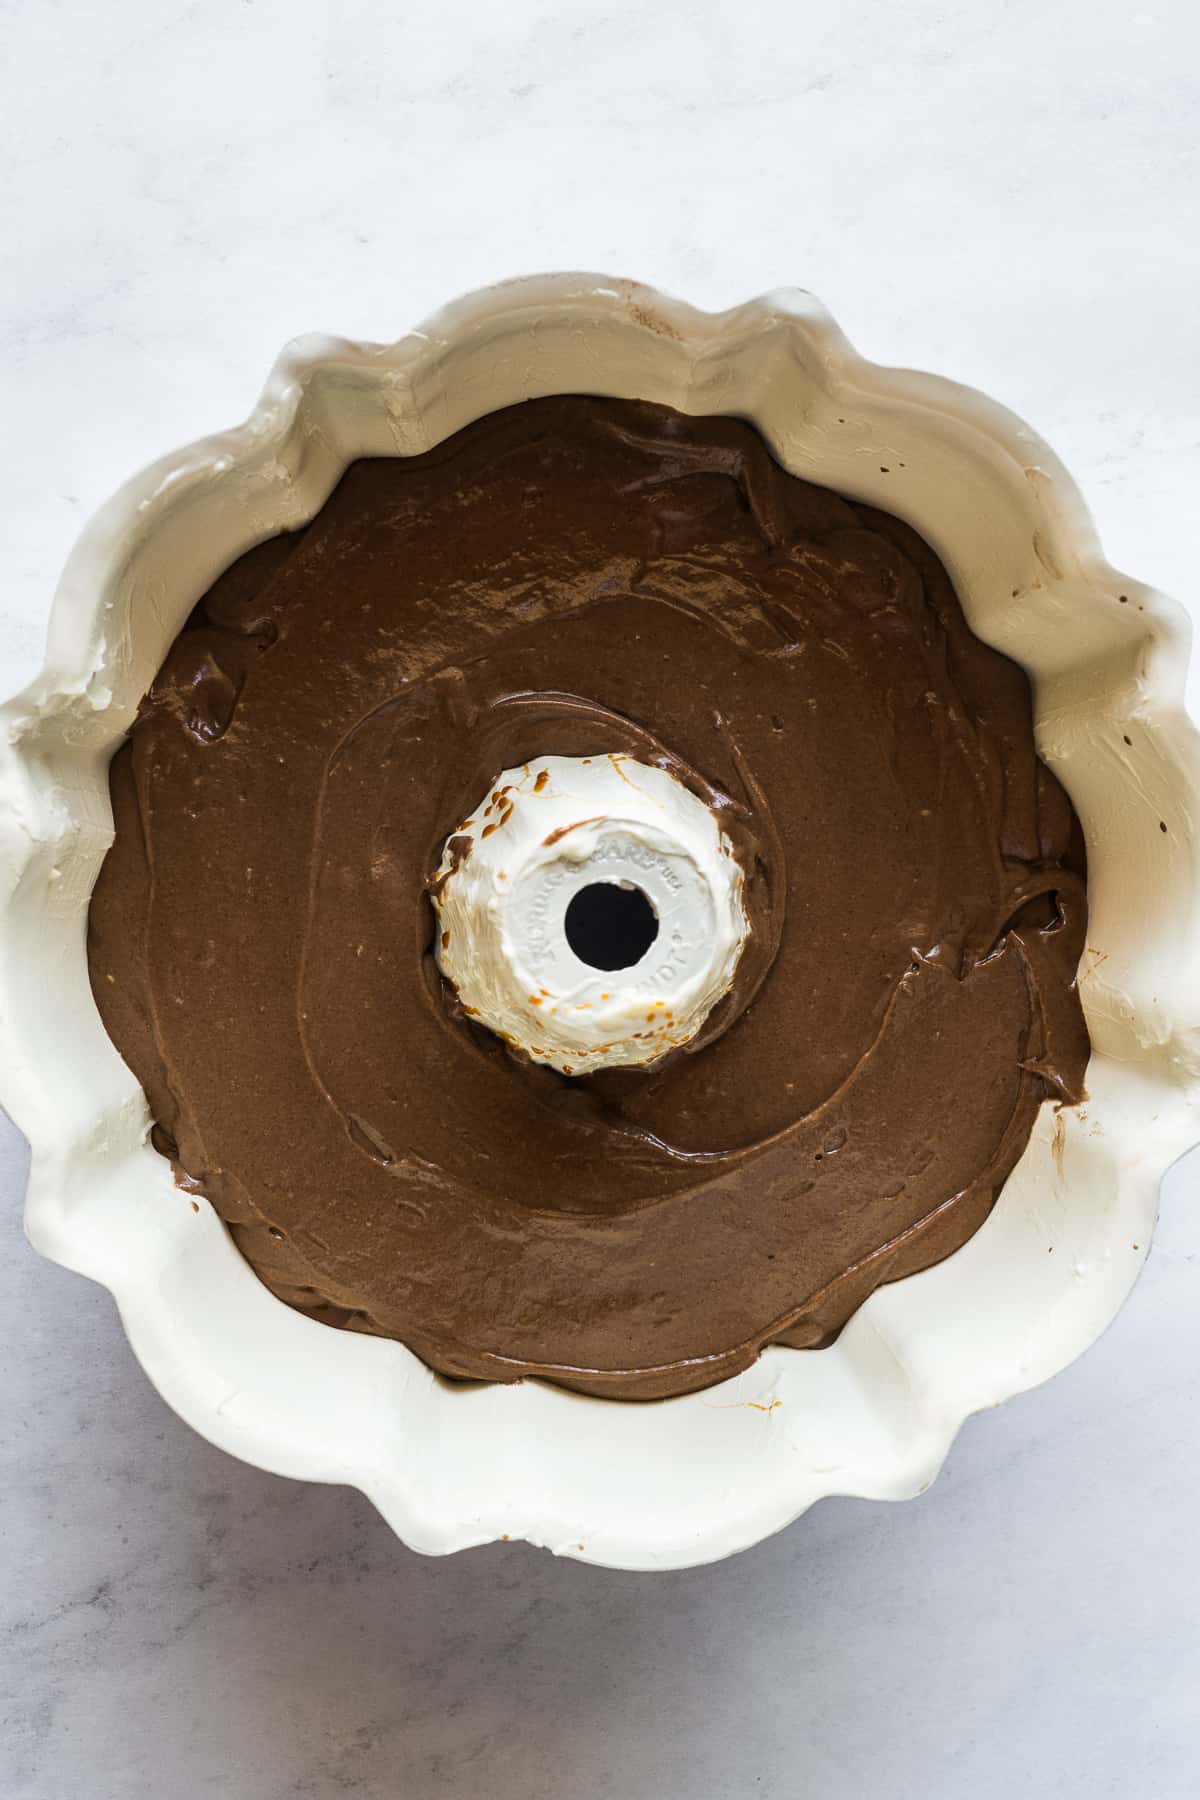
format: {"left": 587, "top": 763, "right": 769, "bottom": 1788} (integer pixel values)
{"left": 4, "top": 3, "right": 1199, "bottom": 1795}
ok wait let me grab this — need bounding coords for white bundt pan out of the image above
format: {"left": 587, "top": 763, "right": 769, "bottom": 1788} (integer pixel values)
{"left": 2, "top": 276, "right": 1197, "bottom": 1570}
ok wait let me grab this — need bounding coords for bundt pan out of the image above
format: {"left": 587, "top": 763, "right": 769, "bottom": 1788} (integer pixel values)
{"left": 2, "top": 276, "right": 1197, "bottom": 1570}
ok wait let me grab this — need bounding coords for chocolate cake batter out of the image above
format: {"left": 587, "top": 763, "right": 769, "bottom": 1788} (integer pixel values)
{"left": 88, "top": 397, "right": 1090, "bottom": 1400}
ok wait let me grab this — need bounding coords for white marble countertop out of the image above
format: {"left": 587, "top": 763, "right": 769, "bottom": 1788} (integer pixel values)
{"left": 4, "top": 2, "right": 1199, "bottom": 1794}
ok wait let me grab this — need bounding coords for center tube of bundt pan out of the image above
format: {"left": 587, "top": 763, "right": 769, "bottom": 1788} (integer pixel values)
{"left": 432, "top": 754, "right": 749, "bottom": 1075}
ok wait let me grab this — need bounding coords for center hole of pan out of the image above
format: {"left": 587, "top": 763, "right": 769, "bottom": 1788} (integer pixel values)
{"left": 564, "top": 882, "right": 659, "bottom": 971}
